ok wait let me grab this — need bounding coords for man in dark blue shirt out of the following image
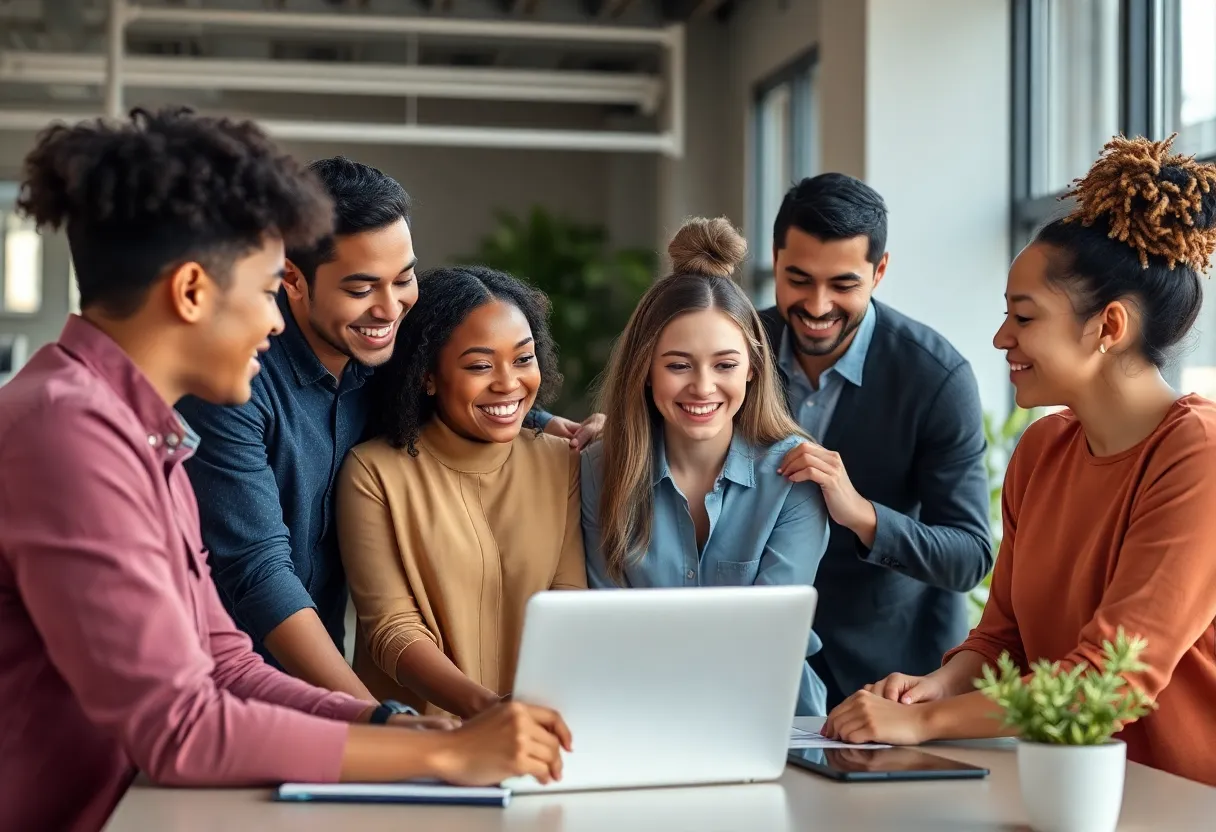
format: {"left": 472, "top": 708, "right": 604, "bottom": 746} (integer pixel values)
{"left": 179, "top": 158, "right": 602, "bottom": 699}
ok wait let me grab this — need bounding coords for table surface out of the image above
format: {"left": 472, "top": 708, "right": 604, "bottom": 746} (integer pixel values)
{"left": 104, "top": 718, "right": 1216, "bottom": 832}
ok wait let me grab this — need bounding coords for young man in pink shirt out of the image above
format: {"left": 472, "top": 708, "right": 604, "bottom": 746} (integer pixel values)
{"left": 0, "top": 107, "right": 570, "bottom": 832}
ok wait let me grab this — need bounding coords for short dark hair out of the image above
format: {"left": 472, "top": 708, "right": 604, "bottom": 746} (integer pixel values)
{"left": 773, "top": 172, "right": 888, "bottom": 265}
{"left": 371, "top": 265, "right": 561, "bottom": 455}
{"left": 17, "top": 107, "right": 333, "bottom": 318}
{"left": 288, "top": 156, "right": 412, "bottom": 285}
{"left": 1034, "top": 135, "right": 1216, "bottom": 370}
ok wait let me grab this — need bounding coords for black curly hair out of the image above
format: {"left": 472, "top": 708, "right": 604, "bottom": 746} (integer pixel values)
{"left": 372, "top": 264, "right": 562, "bottom": 455}
{"left": 288, "top": 156, "right": 412, "bottom": 289}
{"left": 16, "top": 106, "right": 334, "bottom": 318}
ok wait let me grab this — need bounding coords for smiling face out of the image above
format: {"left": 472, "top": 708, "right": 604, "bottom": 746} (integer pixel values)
{"left": 773, "top": 227, "right": 887, "bottom": 361}
{"left": 993, "top": 242, "right": 1110, "bottom": 409}
{"left": 649, "top": 308, "right": 753, "bottom": 444}
{"left": 430, "top": 299, "right": 541, "bottom": 444}
{"left": 288, "top": 218, "right": 417, "bottom": 372}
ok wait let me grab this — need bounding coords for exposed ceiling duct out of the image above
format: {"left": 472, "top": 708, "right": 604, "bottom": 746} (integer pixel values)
{"left": 0, "top": 0, "right": 697, "bottom": 156}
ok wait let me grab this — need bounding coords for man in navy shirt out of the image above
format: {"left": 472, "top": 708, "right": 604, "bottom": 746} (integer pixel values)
{"left": 179, "top": 158, "right": 603, "bottom": 698}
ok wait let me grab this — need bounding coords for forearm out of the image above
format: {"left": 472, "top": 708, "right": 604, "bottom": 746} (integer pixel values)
{"left": 930, "top": 649, "right": 992, "bottom": 697}
{"left": 263, "top": 609, "right": 376, "bottom": 702}
{"left": 395, "top": 639, "right": 498, "bottom": 719}
{"left": 339, "top": 724, "right": 451, "bottom": 781}
{"left": 920, "top": 689, "right": 1018, "bottom": 742}
{"left": 862, "top": 503, "right": 992, "bottom": 591}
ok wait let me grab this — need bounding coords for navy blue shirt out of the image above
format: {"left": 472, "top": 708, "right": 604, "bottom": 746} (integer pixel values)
{"left": 177, "top": 293, "right": 373, "bottom": 660}
{"left": 179, "top": 293, "right": 553, "bottom": 663}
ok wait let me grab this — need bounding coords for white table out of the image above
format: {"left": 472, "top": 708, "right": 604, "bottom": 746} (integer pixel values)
{"left": 103, "top": 718, "right": 1216, "bottom": 831}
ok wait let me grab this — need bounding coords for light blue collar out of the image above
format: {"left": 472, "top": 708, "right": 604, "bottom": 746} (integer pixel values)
{"left": 651, "top": 429, "right": 757, "bottom": 489}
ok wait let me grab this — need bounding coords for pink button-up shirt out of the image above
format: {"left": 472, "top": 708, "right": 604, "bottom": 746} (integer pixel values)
{"left": 0, "top": 317, "right": 369, "bottom": 831}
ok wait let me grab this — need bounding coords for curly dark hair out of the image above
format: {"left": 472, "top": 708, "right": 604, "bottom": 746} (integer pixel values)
{"left": 371, "top": 264, "right": 562, "bottom": 455}
{"left": 1035, "top": 134, "right": 1216, "bottom": 369}
{"left": 288, "top": 156, "right": 412, "bottom": 288}
{"left": 16, "top": 106, "right": 334, "bottom": 318}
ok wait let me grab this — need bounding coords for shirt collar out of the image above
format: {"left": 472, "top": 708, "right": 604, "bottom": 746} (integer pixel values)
{"left": 778, "top": 300, "right": 877, "bottom": 389}
{"left": 57, "top": 315, "right": 195, "bottom": 459}
{"left": 275, "top": 290, "right": 372, "bottom": 389}
{"left": 651, "top": 429, "right": 757, "bottom": 489}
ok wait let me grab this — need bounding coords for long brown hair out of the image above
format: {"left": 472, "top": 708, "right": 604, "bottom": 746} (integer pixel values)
{"left": 594, "top": 217, "right": 806, "bottom": 584}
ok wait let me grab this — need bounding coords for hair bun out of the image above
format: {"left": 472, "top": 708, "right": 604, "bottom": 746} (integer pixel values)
{"left": 1064, "top": 133, "right": 1216, "bottom": 271}
{"left": 667, "top": 216, "right": 747, "bottom": 278}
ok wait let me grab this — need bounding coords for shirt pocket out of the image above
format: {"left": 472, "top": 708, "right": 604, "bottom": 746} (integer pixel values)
{"left": 714, "top": 558, "right": 761, "bottom": 586}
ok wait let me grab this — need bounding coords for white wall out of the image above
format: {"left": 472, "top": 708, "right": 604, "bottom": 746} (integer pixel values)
{"left": 863, "top": 0, "right": 1012, "bottom": 415}
{"left": 695, "top": 0, "right": 1013, "bottom": 416}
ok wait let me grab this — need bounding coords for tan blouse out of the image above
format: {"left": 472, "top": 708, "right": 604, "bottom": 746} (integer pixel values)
{"left": 336, "top": 418, "right": 587, "bottom": 714}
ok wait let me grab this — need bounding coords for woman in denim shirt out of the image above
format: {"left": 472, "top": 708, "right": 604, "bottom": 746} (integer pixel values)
{"left": 580, "top": 217, "right": 832, "bottom": 716}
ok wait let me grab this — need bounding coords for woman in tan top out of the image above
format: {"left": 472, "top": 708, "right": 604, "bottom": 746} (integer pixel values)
{"left": 822, "top": 136, "right": 1216, "bottom": 786}
{"left": 337, "top": 265, "right": 587, "bottom": 719}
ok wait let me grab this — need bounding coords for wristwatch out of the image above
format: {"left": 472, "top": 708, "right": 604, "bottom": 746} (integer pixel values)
{"left": 369, "top": 699, "right": 418, "bottom": 725}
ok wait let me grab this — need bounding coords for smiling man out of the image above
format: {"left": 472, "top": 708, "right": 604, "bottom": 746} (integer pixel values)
{"left": 759, "top": 173, "right": 992, "bottom": 710}
{"left": 176, "top": 158, "right": 417, "bottom": 700}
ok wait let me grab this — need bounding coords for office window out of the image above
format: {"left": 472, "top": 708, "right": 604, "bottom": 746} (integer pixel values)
{"left": 1014, "top": 0, "right": 1216, "bottom": 392}
{"left": 1159, "top": 0, "right": 1216, "bottom": 159}
{"left": 0, "top": 192, "right": 43, "bottom": 316}
{"left": 752, "top": 51, "right": 817, "bottom": 294}
{"left": 1028, "top": 0, "right": 1122, "bottom": 197}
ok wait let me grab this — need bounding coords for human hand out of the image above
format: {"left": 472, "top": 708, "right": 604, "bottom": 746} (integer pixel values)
{"left": 544, "top": 413, "right": 606, "bottom": 451}
{"left": 822, "top": 690, "right": 930, "bottom": 746}
{"left": 777, "top": 442, "right": 876, "bottom": 541}
{"left": 864, "top": 672, "right": 949, "bottom": 705}
{"left": 430, "top": 702, "right": 573, "bottom": 786}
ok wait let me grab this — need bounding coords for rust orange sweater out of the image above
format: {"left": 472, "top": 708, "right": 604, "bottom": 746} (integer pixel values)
{"left": 950, "top": 394, "right": 1216, "bottom": 786}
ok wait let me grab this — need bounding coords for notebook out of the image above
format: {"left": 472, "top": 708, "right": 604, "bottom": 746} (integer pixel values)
{"left": 275, "top": 782, "right": 511, "bottom": 808}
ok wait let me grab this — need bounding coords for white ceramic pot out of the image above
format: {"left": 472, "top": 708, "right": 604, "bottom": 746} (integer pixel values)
{"left": 1016, "top": 740, "right": 1127, "bottom": 832}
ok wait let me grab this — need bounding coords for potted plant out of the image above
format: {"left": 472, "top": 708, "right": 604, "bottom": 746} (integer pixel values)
{"left": 975, "top": 629, "right": 1157, "bottom": 832}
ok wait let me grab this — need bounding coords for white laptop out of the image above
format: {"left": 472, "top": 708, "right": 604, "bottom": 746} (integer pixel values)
{"left": 503, "top": 585, "right": 817, "bottom": 794}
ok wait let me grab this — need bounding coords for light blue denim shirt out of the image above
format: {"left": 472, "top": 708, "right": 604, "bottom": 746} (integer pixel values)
{"left": 581, "top": 431, "right": 832, "bottom": 716}
{"left": 777, "top": 301, "right": 876, "bottom": 443}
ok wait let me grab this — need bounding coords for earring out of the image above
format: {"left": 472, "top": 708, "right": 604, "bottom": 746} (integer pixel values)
{"left": 1099, "top": 343, "right": 1107, "bottom": 354}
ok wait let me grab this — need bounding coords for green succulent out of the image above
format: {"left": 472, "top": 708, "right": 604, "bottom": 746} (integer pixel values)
{"left": 975, "top": 628, "right": 1157, "bottom": 745}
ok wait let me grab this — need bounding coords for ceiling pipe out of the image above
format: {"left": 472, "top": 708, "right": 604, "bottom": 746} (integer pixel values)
{"left": 0, "top": 52, "right": 664, "bottom": 112}
{"left": 126, "top": 5, "right": 675, "bottom": 46}
{"left": 0, "top": 108, "right": 679, "bottom": 155}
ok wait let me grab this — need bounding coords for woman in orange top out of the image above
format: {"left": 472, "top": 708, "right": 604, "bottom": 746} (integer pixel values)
{"left": 822, "top": 135, "right": 1216, "bottom": 786}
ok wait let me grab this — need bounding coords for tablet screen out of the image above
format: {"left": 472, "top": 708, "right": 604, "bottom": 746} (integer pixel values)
{"left": 788, "top": 747, "right": 988, "bottom": 778}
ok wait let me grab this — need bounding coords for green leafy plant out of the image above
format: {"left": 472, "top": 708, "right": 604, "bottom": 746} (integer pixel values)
{"left": 462, "top": 207, "right": 656, "bottom": 416}
{"left": 975, "top": 628, "right": 1157, "bottom": 745}
{"left": 967, "top": 406, "right": 1035, "bottom": 623}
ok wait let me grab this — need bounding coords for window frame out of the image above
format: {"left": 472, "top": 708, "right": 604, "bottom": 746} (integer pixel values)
{"left": 749, "top": 46, "right": 818, "bottom": 300}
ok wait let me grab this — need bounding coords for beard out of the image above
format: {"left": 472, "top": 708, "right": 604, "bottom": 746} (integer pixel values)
{"left": 785, "top": 306, "right": 863, "bottom": 357}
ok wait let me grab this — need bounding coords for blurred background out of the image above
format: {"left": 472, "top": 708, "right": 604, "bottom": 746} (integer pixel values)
{"left": 2, "top": 0, "right": 1216, "bottom": 423}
